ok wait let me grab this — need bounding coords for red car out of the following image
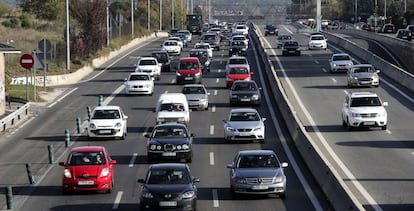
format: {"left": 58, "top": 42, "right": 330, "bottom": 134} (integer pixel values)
{"left": 176, "top": 57, "right": 203, "bottom": 84}
{"left": 59, "top": 146, "right": 116, "bottom": 194}
{"left": 226, "top": 66, "right": 253, "bottom": 88}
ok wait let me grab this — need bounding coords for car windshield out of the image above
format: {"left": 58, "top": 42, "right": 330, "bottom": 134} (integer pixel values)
{"left": 278, "top": 35, "right": 291, "bottom": 40}
{"left": 229, "top": 111, "right": 260, "bottom": 121}
{"left": 164, "top": 41, "right": 177, "bottom": 46}
{"left": 195, "top": 44, "right": 209, "bottom": 49}
{"left": 284, "top": 42, "right": 298, "bottom": 47}
{"left": 229, "top": 67, "right": 248, "bottom": 74}
{"left": 152, "top": 125, "right": 188, "bottom": 138}
{"left": 353, "top": 66, "right": 374, "bottom": 73}
{"left": 229, "top": 59, "right": 247, "bottom": 64}
{"left": 350, "top": 97, "right": 381, "bottom": 107}
{"left": 231, "top": 41, "right": 246, "bottom": 47}
{"left": 147, "top": 169, "right": 191, "bottom": 184}
{"left": 68, "top": 151, "right": 106, "bottom": 165}
{"left": 311, "top": 36, "right": 324, "bottom": 40}
{"left": 179, "top": 62, "right": 199, "bottom": 70}
{"left": 333, "top": 55, "right": 350, "bottom": 61}
{"left": 152, "top": 53, "right": 168, "bottom": 62}
{"left": 129, "top": 75, "right": 149, "bottom": 81}
{"left": 92, "top": 109, "right": 120, "bottom": 119}
{"left": 237, "top": 154, "right": 279, "bottom": 168}
{"left": 233, "top": 82, "right": 257, "bottom": 91}
{"left": 203, "top": 35, "right": 216, "bottom": 41}
{"left": 160, "top": 103, "right": 185, "bottom": 111}
{"left": 182, "top": 86, "right": 206, "bottom": 94}
{"left": 139, "top": 59, "right": 156, "bottom": 65}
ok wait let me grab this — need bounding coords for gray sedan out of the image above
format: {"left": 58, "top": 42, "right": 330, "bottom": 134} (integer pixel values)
{"left": 347, "top": 64, "right": 380, "bottom": 87}
{"left": 182, "top": 84, "right": 209, "bottom": 111}
{"left": 229, "top": 80, "right": 261, "bottom": 106}
{"left": 227, "top": 150, "right": 288, "bottom": 198}
{"left": 223, "top": 108, "right": 265, "bottom": 143}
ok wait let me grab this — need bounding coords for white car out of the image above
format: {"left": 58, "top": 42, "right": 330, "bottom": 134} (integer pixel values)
{"left": 135, "top": 57, "right": 161, "bottom": 80}
{"left": 194, "top": 43, "right": 213, "bottom": 58}
{"left": 223, "top": 108, "right": 266, "bottom": 143}
{"left": 178, "top": 29, "right": 192, "bottom": 43}
{"left": 231, "top": 35, "right": 249, "bottom": 46}
{"left": 124, "top": 72, "right": 154, "bottom": 95}
{"left": 161, "top": 40, "right": 181, "bottom": 56}
{"left": 308, "top": 34, "right": 327, "bottom": 50}
{"left": 329, "top": 53, "right": 353, "bottom": 73}
{"left": 167, "top": 37, "right": 184, "bottom": 49}
{"left": 155, "top": 93, "right": 190, "bottom": 125}
{"left": 347, "top": 64, "right": 380, "bottom": 87}
{"left": 341, "top": 92, "right": 388, "bottom": 130}
{"left": 225, "top": 56, "right": 250, "bottom": 74}
{"left": 233, "top": 24, "right": 249, "bottom": 36}
{"left": 88, "top": 106, "right": 128, "bottom": 140}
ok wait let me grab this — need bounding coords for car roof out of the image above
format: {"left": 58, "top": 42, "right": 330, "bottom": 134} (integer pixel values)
{"left": 129, "top": 72, "right": 151, "bottom": 76}
{"left": 230, "top": 108, "right": 259, "bottom": 113}
{"left": 349, "top": 91, "right": 379, "bottom": 98}
{"left": 353, "top": 64, "right": 373, "bottom": 68}
{"left": 238, "top": 150, "right": 275, "bottom": 156}
{"left": 154, "top": 122, "right": 188, "bottom": 127}
{"left": 332, "top": 53, "right": 350, "bottom": 57}
{"left": 179, "top": 57, "right": 200, "bottom": 62}
{"left": 229, "top": 55, "right": 247, "bottom": 59}
{"left": 183, "top": 84, "right": 206, "bottom": 88}
{"left": 149, "top": 163, "right": 188, "bottom": 170}
{"left": 71, "top": 146, "right": 106, "bottom": 153}
{"left": 94, "top": 105, "right": 121, "bottom": 110}
{"left": 140, "top": 57, "right": 157, "bottom": 60}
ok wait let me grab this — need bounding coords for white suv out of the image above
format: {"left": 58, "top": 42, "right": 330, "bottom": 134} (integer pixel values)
{"left": 135, "top": 57, "right": 161, "bottom": 80}
{"left": 341, "top": 92, "right": 388, "bottom": 130}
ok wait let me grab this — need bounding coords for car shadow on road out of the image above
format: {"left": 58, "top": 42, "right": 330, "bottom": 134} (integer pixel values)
{"left": 336, "top": 140, "right": 414, "bottom": 149}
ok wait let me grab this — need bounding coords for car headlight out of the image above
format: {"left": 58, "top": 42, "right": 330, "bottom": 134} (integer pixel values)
{"left": 149, "top": 145, "right": 157, "bottom": 150}
{"left": 274, "top": 176, "right": 284, "bottom": 183}
{"left": 254, "top": 127, "right": 263, "bottom": 131}
{"left": 63, "top": 169, "right": 72, "bottom": 178}
{"left": 244, "top": 77, "right": 251, "bottom": 81}
{"left": 89, "top": 123, "right": 96, "bottom": 130}
{"left": 115, "top": 122, "right": 122, "bottom": 128}
{"left": 145, "top": 84, "right": 152, "bottom": 88}
{"left": 242, "top": 48, "right": 247, "bottom": 51}
{"left": 100, "top": 167, "right": 109, "bottom": 177}
{"left": 333, "top": 64, "right": 337, "bottom": 67}
{"left": 176, "top": 145, "right": 182, "bottom": 150}
{"left": 195, "top": 72, "right": 201, "bottom": 76}
{"left": 226, "top": 126, "right": 236, "bottom": 132}
{"left": 199, "top": 98, "right": 207, "bottom": 102}
{"left": 182, "top": 190, "right": 195, "bottom": 199}
{"left": 176, "top": 72, "right": 182, "bottom": 76}
{"left": 141, "top": 191, "right": 154, "bottom": 199}
{"left": 347, "top": 63, "right": 353, "bottom": 66}
{"left": 178, "top": 117, "right": 185, "bottom": 122}
{"left": 351, "top": 112, "right": 361, "bottom": 117}
{"left": 182, "top": 144, "right": 189, "bottom": 150}
{"left": 378, "top": 111, "right": 387, "bottom": 117}
{"left": 252, "top": 94, "right": 259, "bottom": 100}
{"left": 231, "top": 95, "right": 238, "bottom": 99}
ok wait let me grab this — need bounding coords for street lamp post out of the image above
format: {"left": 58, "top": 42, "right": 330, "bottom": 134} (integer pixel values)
{"left": 65, "top": 0, "right": 70, "bottom": 73}
{"left": 131, "top": 0, "right": 134, "bottom": 39}
{"left": 172, "top": 0, "right": 174, "bottom": 29}
{"left": 148, "top": 0, "right": 150, "bottom": 32}
{"left": 355, "top": 0, "right": 358, "bottom": 23}
{"left": 160, "top": 0, "right": 162, "bottom": 31}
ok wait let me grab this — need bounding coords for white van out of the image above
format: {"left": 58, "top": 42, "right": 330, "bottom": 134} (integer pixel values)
{"left": 155, "top": 93, "right": 190, "bottom": 125}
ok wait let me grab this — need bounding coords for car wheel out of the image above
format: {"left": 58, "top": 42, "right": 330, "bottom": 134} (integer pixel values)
{"left": 106, "top": 181, "right": 113, "bottom": 193}
{"left": 381, "top": 125, "right": 387, "bottom": 130}
{"left": 278, "top": 192, "right": 286, "bottom": 198}
{"left": 346, "top": 118, "right": 353, "bottom": 131}
{"left": 120, "top": 132, "right": 126, "bottom": 140}
{"left": 205, "top": 106, "right": 208, "bottom": 111}
{"left": 231, "top": 187, "right": 240, "bottom": 199}
{"left": 259, "top": 139, "right": 264, "bottom": 144}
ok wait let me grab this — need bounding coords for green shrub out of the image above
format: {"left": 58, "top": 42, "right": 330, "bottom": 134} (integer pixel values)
{"left": 19, "top": 15, "right": 31, "bottom": 28}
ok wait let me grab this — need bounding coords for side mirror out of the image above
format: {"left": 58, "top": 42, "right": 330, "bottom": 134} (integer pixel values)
{"left": 207, "top": 92, "right": 211, "bottom": 96}
{"left": 137, "top": 179, "right": 145, "bottom": 183}
{"left": 110, "top": 160, "right": 117, "bottom": 165}
{"left": 144, "top": 134, "right": 150, "bottom": 138}
{"left": 124, "top": 78, "right": 127, "bottom": 81}
{"left": 383, "top": 102, "right": 388, "bottom": 106}
{"left": 262, "top": 118, "right": 267, "bottom": 122}
{"left": 376, "top": 70, "right": 380, "bottom": 73}
{"left": 281, "top": 162, "right": 289, "bottom": 168}
{"left": 193, "top": 177, "right": 200, "bottom": 183}
{"left": 58, "top": 162, "right": 65, "bottom": 166}
{"left": 250, "top": 72, "right": 254, "bottom": 75}
{"left": 191, "top": 133, "right": 195, "bottom": 137}
{"left": 226, "top": 163, "right": 235, "bottom": 169}
{"left": 124, "top": 115, "right": 128, "bottom": 119}
{"left": 160, "top": 44, "right": 163, "bottom": 47}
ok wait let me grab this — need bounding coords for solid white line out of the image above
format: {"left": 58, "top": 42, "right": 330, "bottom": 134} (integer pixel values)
{"left": 315, "top": 60, "right": 319, "bottom": 64}
{"left": 212, "top": 106, "right": 216, "bottom": 112}
{"left": 129, "top": 153, "right": 138, "bottom": 167}
{"left": 209, "top": 125, "right": 214, "bottom": 135}
{"left": 103, "top": 85, "right": 124, "bottom": 106}
{"left": 259, "top": 28, "right": 377, "bottom": 210}
{"left": 216, "top": 78, "right": 219, "bottom": 83}
{"left": 47, "top": 87, "right": 79, "bottom": 108}
{"left": 331, "top": 78, "right": 337, "bottom": 83}
{"left": 112, "top": 191, "right": 123, "bottom": 209}
{"left": 212, "top": 189, "right": 219, "bottom": 207}
{"left": 209, "top": 152, "right": 214, "bottom": 165}
{"left": 257, "top": 31, "right": 324, "bottom": 211}
{"left": 214, "top": 90, "right": 218, "bottom": 95}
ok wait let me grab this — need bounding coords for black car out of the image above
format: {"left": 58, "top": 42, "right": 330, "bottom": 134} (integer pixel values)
{"left": 151, "top": 51, "right": 171, "bottom": 72}
{"left": 396, "top": 29, "right": 412, "bottom": 41}
{"left": 381, "top": 24, "right": 395, "bottom": 33}
{"left": 138, "top": 163, "right": 199, "bottom": 211}
{"left": 189, "top": 49, "right": 211, "bottom": 72}
{"left": 229, "top": 41, "right": 248, "bottom": 57}
{"left": 282, "top": 40, "right": 301, "bottom": 56}
{"left": 230, "top": 80, "right": 261, "bottom": 106}
{"left": 145, "top": 123, "right": 193, "bottom": 163}
{"left": 264, "top": 24, "right": 278, "bottom": 36}
{"left": 168, "top": 28, "right": 180, "bottom": 37}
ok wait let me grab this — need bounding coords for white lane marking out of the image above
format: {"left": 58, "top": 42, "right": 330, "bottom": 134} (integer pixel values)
{"left": 112, "top": 191, "right": 123, "bottom": 209}
{"left": 103, "top": 85, "right": 124, "bottom": 106}
{"left": 129, "top": 153, "right": 138, "bottom": 167}
{"left": 386, "top": 130, "right": 392, "bottom": 134}
{"left": 212, "top": 189, "right": 219, "bottom": 207}
{"left": 164, "top": 90, "right": 168, "bottom": 94}
{"left": 322, "top": 68, "right": 327, "bottom": 72}
{"left": 209, "top": 125, "right": 214, "bottom": 135}
{"left": 259, "top": 28, "right": 376, "bottom": 211}
{"left": 257, "top": 31, "right": 324, "bottom": 211}
{"left": 220, "top": 61, "right": 223, "bottom": 65}
{"left": 214, "top": 90, "right": 218, "bottom": 95}
{"left": 411, "top": 152, "right": 414, "bottom": 156}
{"left": 331, "top": 78, "right": 337, "bottom": 83}
{"left": 315, "top": 60, "right": 319, "bottom": 64}
{"left": 216, "top": 78, "right": 219, "bottom": 83}
{"left": 47, "top": 87, "right": 79, "bottom": 108}
{"left": 171, "top": 79, "right": 175, "bottom": 84}
{"left": 212, "top": 105, "right": 216, "bottom": 112}
{"left": 209, "top": 152, "right": 214, "bottom": 165}
{"left": 218, "top": 69, "right": 222, "bottom": 73}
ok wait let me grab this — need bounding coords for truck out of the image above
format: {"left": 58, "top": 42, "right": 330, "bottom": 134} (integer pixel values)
{"left": 186, "top": 14, "right": 203, "bottom": 35}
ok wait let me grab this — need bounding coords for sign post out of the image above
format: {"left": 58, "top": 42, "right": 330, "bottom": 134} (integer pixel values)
{"left": 20, "top": 54, "right": 34, "bottom": 101}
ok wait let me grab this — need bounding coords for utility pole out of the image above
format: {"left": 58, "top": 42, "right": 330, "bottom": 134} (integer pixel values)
{"left": 172, "top": 0, "right": 175, "bottom": 29}
{"left": 131, "top": 0, "right": 134, "bottom": 39}
{"left": 160, "top": 0, "right": 162, "bottom": 31}
{"left": 65, "top": 0, "right": 70, "bottom": 73}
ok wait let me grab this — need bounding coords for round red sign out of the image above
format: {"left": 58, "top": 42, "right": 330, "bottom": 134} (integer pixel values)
{"left": 20, "top": 54, "right": 34, "bottom": 69}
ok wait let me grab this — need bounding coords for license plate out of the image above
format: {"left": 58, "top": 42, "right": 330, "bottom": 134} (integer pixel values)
{"left": 240, "top": 98, "right": 250, "bottom": 101}
{"left": 360, "top": 81, "right": 370, "bottom": 84}
{"left": 289, "top": 51, "right": 295, "bottom": 53}
{"left": 364, "top": 121, "right": 375, "bottom": 125}
{"left": 185, "top": 77, "right": 193, "bottom": 80}
{"left": 239, "top": 132, "right": 250, "bottom": 136}
{"left": 159, "top": 201, "right": 177, "bottom": 207}
{"left": 78, "top": 180, "right": 94, "bottom": 185}
{"left": 98, "top": 130, "right": 112, "bottom": 134}
{"left": 162, "top": 152, "right": 176, "bottom": 157}
{"left": 252, "top": 185, "right": 268, "bottom": 190}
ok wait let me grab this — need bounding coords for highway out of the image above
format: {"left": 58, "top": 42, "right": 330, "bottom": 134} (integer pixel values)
{"left": 0, "top": 33, "right": 333, "bottom": 210}
{"left": 256, "top": 23, "right": 414, "bottom": 211}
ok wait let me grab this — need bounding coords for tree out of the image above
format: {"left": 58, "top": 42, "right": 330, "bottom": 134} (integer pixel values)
{"left": 21, "top": 0, "right": 64, "bottom": 20}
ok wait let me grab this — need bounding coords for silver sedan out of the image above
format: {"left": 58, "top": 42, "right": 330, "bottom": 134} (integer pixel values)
{"left": 223, "top": 108, "right": 265, "bottom": 143}
{"left": 347, "top": 64, "right": 380, "bottom": 87}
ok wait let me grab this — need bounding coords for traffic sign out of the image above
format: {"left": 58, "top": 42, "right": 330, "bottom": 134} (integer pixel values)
{"left": 20, "top": 54, "right": 34, "bottom": 69}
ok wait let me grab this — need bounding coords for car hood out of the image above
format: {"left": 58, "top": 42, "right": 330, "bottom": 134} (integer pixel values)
{"left": 349, "top": 106, "right": 386, "bottom": 114}
{"left": 350, "top": 72, "right": 377, "bottom": 78}
{"left": 157, "top": 111, "right": 187, "bottom": 119}
{"left": 226, "top": 121, "right": 263, "bottom": 128}
{"left": 234, "top": 167, "right": 283, "bottom": 178}
{"left": 68, "top": 165, "right": 104, "bottom": 177}
{"left": 90, "top": 119, "right": 121, "bottom": 127}
{"left": 227, "top": 74, "right": 251, "bottom": 81}
{"left": 163, "top": 46, "right": 179, "bottom": 50}
{"left": 185, "top": 94, "right": 207, "bottom": 100}
{"left": 143, "top": 184, "right": 193, "bottom": 195}
{"left": 149, "top": 138, "right": 191, "bottom": 145}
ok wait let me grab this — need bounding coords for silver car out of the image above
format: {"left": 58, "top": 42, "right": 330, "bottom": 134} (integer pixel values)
{"left": 227, "top": 150, "right": 288, "bottom": 198}
{"left": 182, "top": 84, "right": 209, "bottom": 111}
{"left": 223, "top": 108, "right": 265, "bottom": 143}
{"left": 347, "top": 64, "right": 380, "bottom": 87}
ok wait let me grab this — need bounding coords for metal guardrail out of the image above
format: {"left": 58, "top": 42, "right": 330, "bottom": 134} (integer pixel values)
{"left": 1, "top": 98, "right": 30, "bottom": 132}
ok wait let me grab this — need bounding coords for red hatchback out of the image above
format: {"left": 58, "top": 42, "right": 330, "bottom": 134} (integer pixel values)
{"left": 59, "top": 146, "right": 116, "bottom": 194}
{"left": 226, "top": 66, "right": 253, "bottom": 88}
{"left": 176, "top": 57, "right": 203, "bottom": 84}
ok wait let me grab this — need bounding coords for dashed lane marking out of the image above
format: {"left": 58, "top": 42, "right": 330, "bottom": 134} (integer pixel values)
{"left": 214, "top": 90, "right": 218, "bottom": 95}
{"left": 112, "top": 191, "right": 123, "bottom": 209}
{"left": 212, "top": 189, "right": 219, "bottom": 207}
{"left": 209, "top": 125, "right": 214, "bottom": 135}
{"left": 209, "top": 152, "right": 214, "bottom": 165}
{"left": 129, "top": 153, "right": 138, "bottom": 167}
{"left": 212, "top": 106, "right": 216, "bottom": 112}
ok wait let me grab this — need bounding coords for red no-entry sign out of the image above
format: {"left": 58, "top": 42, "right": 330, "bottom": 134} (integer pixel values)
{"left": 20, "top": 54, "right": 34, "bottom": 69}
